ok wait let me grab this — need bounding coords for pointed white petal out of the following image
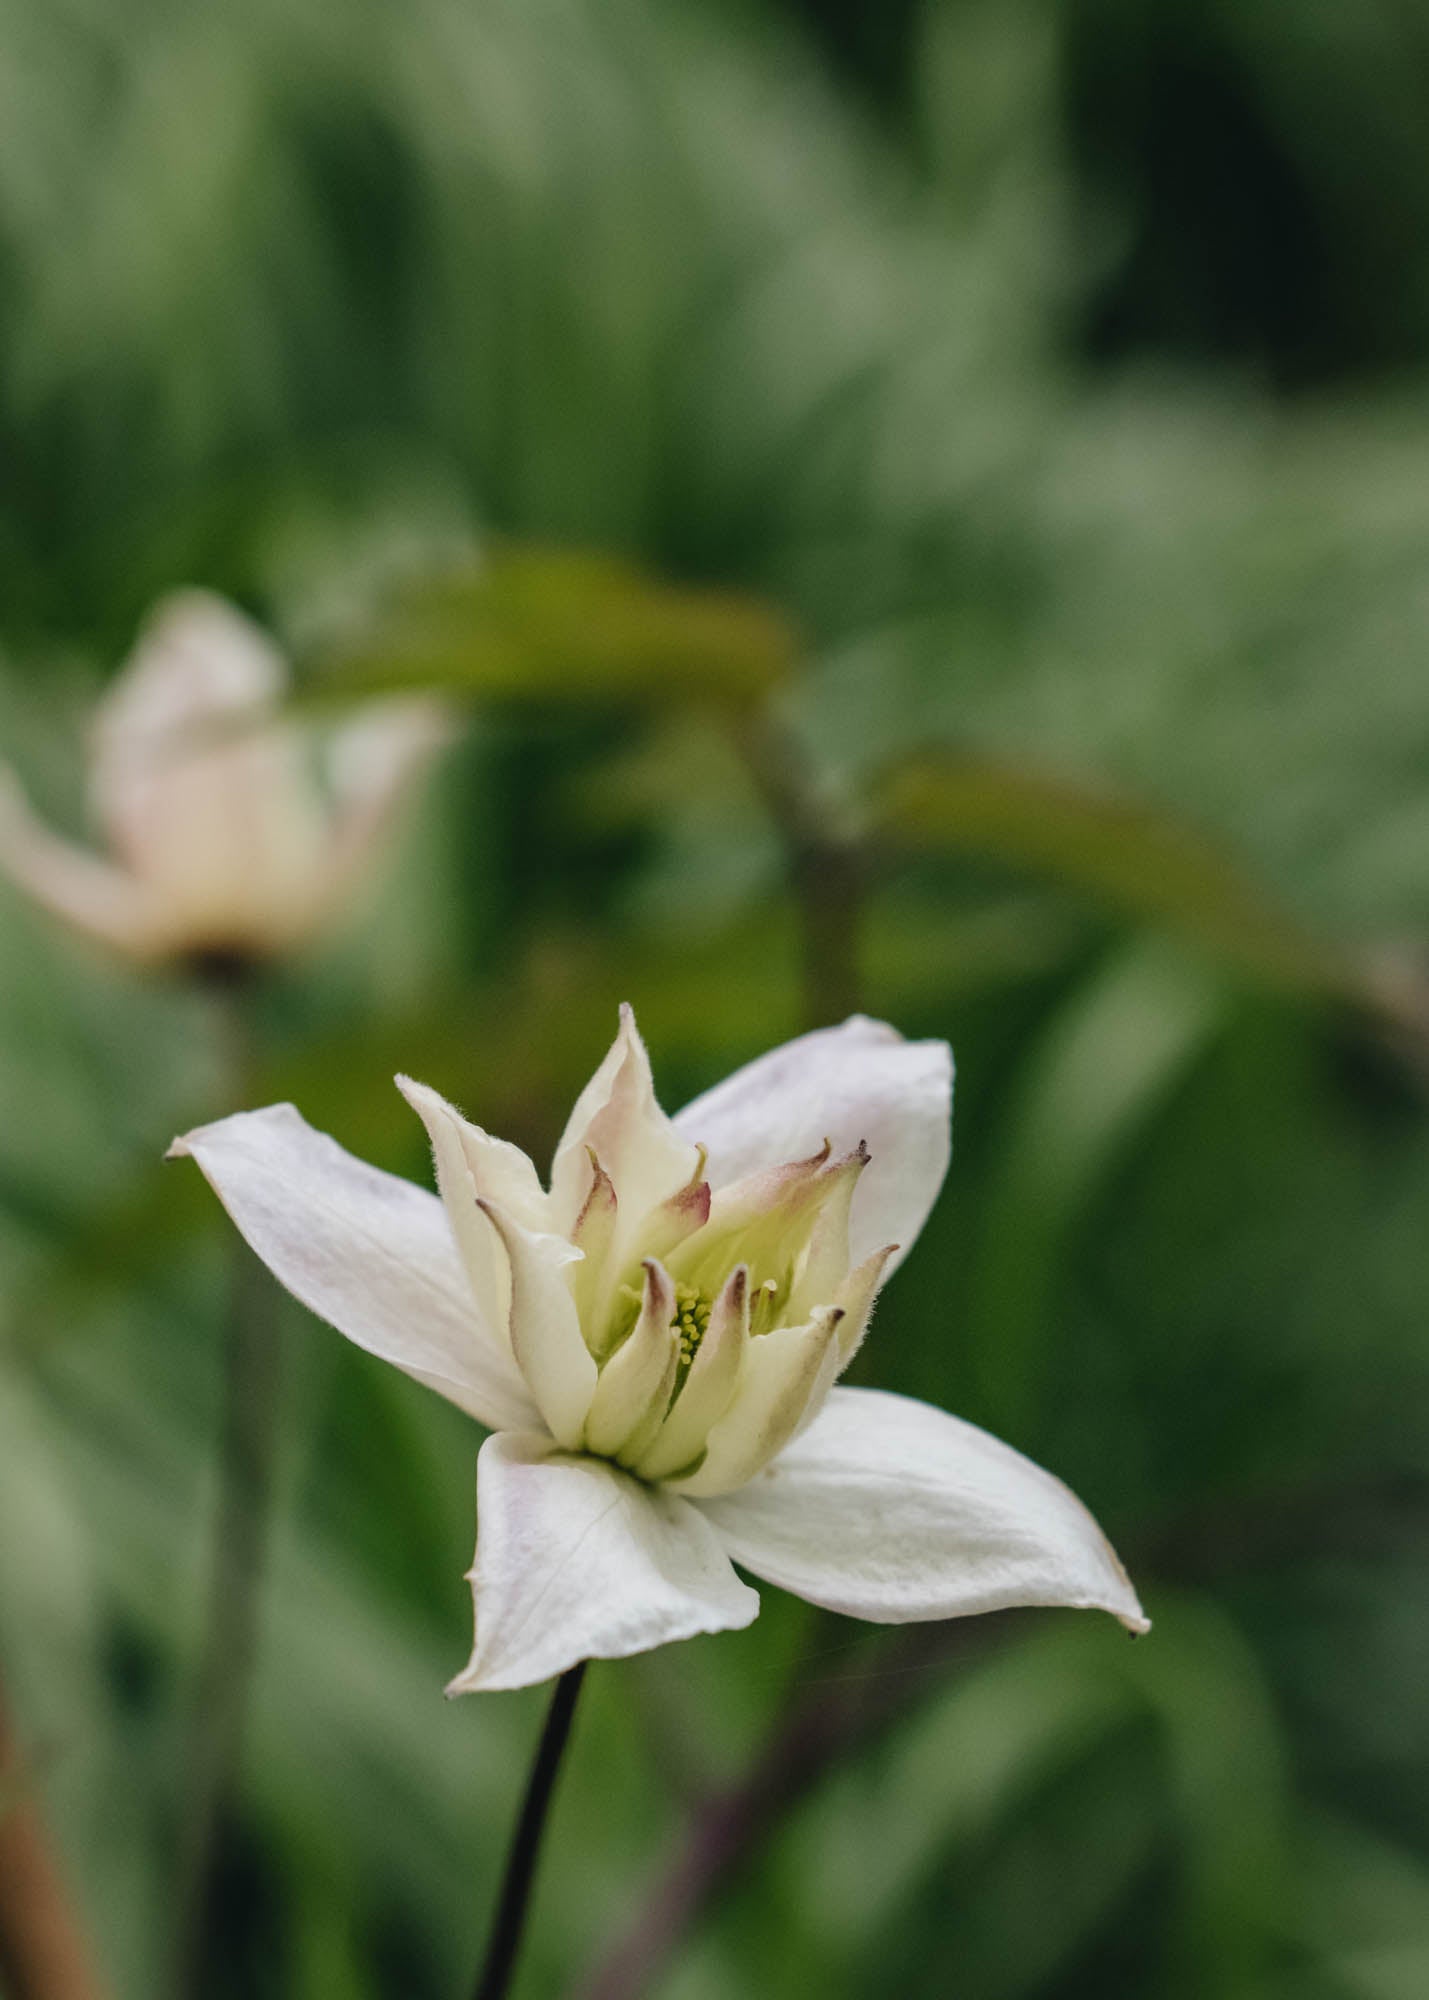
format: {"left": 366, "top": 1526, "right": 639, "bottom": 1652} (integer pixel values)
{"left": 396, "top": 1072, "right": 548, "bottom": 1215}
{"left": 697, "top": 1387, "right": 1147, "bottom": 1632}
{"left": 447, "top": 1434, "right": 760, "bottom": 1693}
{"left": 828, "top": 1242, "right": 896, "bottom": 1369}
{"left": 668, "top": 1309, "right": 843, "bottom": 1499}
{"left": 674, "top": 1016, "right": 953, "bottom": 1274}
{"left": 169, "top": 1105, "right": 539, "bottom": 1432}
{"left": 550, "top": 1005, "right": 700, "bottom": 1236}
{"left": 476, "top": 1199, "right": 596, "bottom": 1450}
{"left": 568, "top": 1149, "right": 619, "bottom": 1333}
{"left": 395, "top": 1076, "right": 517, "bottom": 1338}
{"left": 584, "top": 1262, "right": 679, "bottom": 1459}
{"left": 0, "top": 766, "right": 165, "bottom": 959}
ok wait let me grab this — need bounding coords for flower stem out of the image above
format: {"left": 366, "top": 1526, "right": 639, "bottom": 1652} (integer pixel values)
{"left": 173, "top": 966, "right": 282, "bottom": 1998}
{"left": 474, "top": 1662, "right": 588, "bottom": 2000}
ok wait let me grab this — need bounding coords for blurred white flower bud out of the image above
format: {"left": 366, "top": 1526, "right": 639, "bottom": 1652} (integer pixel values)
{"left": 0, "top": 591, "right": 447, "bottom": 970}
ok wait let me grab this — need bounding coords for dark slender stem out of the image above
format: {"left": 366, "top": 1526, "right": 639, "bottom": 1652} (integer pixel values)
{"left": 0, "top": 1677, "right": 112, "bottom": 2000}
{"left": 173, "top": 967, "right": 282, "bottom": 1999}
{"left": 474, "top": 1663, "right": 588, "bottom": 2000}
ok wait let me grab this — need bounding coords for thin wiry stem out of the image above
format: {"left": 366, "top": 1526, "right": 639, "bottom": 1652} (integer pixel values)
{"left": 474, "top": 1663, "right": 588, "bottom": 2000}
{"left": 0, "top": 1677, "right": 112, "bottom": 2000}
{"left": 172, "top": 965, "right": 283, "bottom": 1999}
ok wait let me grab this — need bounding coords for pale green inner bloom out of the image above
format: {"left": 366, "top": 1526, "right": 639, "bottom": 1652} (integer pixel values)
{"left": 550, "top": 1123, "right": 889, "bottom": 1491}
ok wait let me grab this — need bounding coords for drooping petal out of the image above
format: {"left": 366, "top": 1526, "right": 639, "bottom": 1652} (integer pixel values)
{"left": 549, "top": 1005, "right": 700, "bottom": 1237}
{"left": 634, "top": 1264, "right": 749, "bottom": 1483}
{"left": 584, "top": 1262, "right": 679, "bottom": 1460}
{"left": 169, "top": 1105, "right": 538, "bottom": 1432}
{"left": 669, "top": 1308, "right": 843, "bottom": 1499}
{"left": 396, "top": 1076, "right": 512, "bottom": 1337}
{"left": 476, "top": 1199, "right": 596, "bottom": 1449}
{"left": 0, "top": 766, "right": 167, "bottom": 959}
{"left": 447, "top": 1433, "right": 760, "bottom": 1692}
{"left": 696, "top": 1387, "right": 1148, "bottom": 1632}
{"left": 674, "top": 1016, "right": 953, "bottom": 1274}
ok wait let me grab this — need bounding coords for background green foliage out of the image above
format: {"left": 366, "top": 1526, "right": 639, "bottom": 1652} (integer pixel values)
{"left": 2, "top": 0, "right": 1428, "bottom": 1995}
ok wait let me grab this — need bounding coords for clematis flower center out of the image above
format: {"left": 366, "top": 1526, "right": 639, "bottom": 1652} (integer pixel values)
{"left": 671, "top": 1282, "right": 713, "bottom": 1363}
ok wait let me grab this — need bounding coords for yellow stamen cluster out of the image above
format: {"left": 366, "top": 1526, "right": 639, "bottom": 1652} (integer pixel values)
{"left": 672, "top": 1282, "right": 712, "bottom": 1365}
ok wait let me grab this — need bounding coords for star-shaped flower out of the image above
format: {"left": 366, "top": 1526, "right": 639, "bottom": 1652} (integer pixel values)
{"left": 0, "top": 590, "right": 444, "bottom": 968}
{"left": 171, "top": 1008, "right": 1145, "bottom": 1691}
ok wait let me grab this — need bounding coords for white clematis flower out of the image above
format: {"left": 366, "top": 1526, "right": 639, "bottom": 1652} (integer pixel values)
{"left": 0, "top": 590, "right": 445, "bottom": 968}
{"left": 170, "top": 1009, "right": 1147, "bottom": 1692}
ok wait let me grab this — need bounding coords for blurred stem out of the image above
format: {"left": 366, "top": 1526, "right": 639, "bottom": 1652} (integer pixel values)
{"left": 173, "top": 963, "right": 282, "bottom": 2000}
{"left": 735, "top": 709, "right": 866, "bottom": 1027}
{"left": 0, "top": 1678, "right": 111, "bottom": 2000}
{"left": 473, "top": 1662, "right": 588, "bottom": 2000}
{"left": 573, "top": 1619, "right": 1004, "bottom": 2000}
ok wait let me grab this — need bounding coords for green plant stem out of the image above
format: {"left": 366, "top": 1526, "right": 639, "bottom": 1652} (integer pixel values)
{"left": 735, "top": 709, "right": 866, "bottom": 1028}
{"left": 474, "top": 1663, "right": 588, "bottom": 2000}
{"left": 172, "top": 967, "right": 282, "bottom": 1999}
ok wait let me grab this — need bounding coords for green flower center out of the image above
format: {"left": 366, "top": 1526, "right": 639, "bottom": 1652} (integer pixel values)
{"left": 672, "top": 1281, "right": 712, "bottom": 1363}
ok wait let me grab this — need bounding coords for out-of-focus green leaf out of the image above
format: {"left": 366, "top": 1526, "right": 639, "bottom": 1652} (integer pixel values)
{"left": 966, "top": 938, "right": 1229, "bottom": 1437}
{"left": 880, "top": 750, "right": 1351, "bottom": 999}
{"left": 302, "top": 549, "right": 799, "bottom": 711}
{"left": 1295, "top": 1813, "right": 1429, "bottom": 2000}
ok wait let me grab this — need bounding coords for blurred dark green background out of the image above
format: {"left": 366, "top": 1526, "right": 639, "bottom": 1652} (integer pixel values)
{"left": 2, "top": 1, "right": 1428, "bottom": 1996}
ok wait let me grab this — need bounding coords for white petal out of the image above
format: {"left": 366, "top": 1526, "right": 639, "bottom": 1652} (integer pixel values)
{"left": 0, "top": 766, "right": 166, "bottom": 959}
{"left": 396, "top": 1076, "right": 513, "bottom": 1337}
{"left": 476, "top": 1200, "right": 596, "bottom": 1450}
{"left": 550, "top": 1006, "right": 700, "bottom": 1237}
{"left": 697, "top": 1387, "right": 1147, "bottom": 1632}
{"left": 447, "top": 1434, "right": 760, "bottom": 1693}
{"left": 170, "top": 1105, "right": 539, "bottom": 1431}
{"left": 674, "top": 1016, "right": 953, "bottom": 1273}
{"left": 669, "top": 1310, "right": 843, "bottom": 1499}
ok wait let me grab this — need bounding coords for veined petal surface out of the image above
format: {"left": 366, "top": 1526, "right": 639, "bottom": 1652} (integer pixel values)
{"left": 674, "top": 1015, "right": 952, "bottom": 1273}
{"left": 697, "top": 1387, "right": 1147, "bottom": 1632}
{"left": 169, "top": 1104, "right": 538, "bottom": 1432}
{"left": 448, "top": 1434, "right": 760, "bottom": 1692}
